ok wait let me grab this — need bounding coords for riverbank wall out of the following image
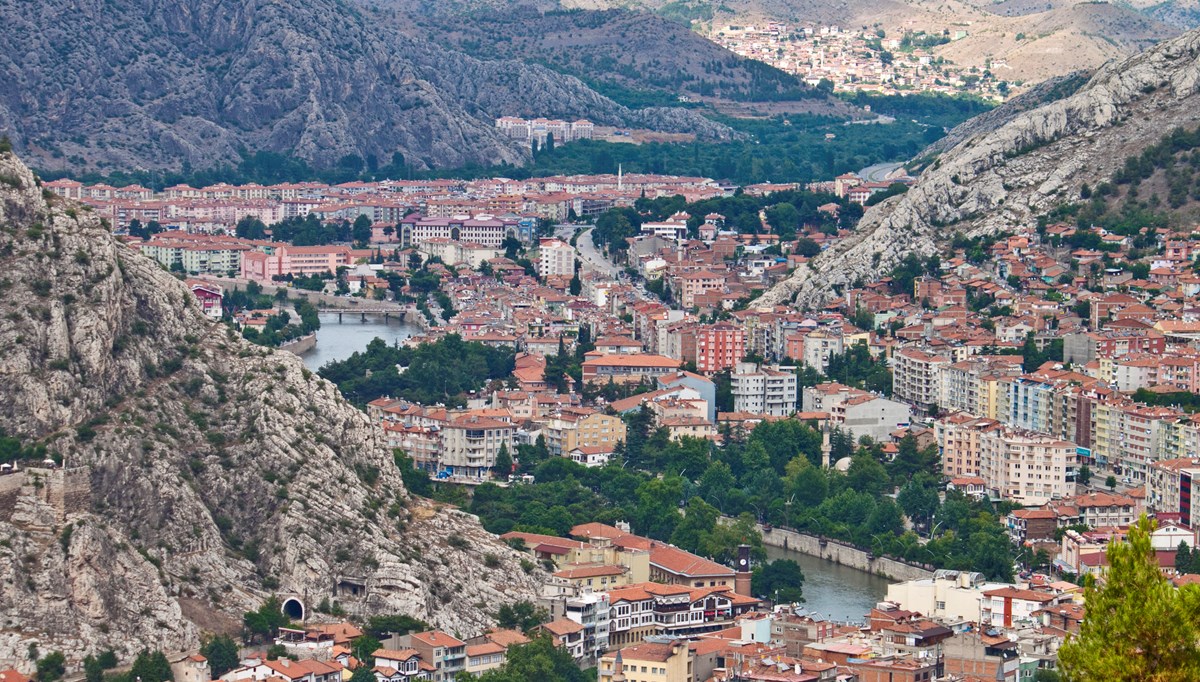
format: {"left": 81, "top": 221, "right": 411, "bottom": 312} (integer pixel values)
{"left": 759, "top": 525, "right": 934, "bottom": 583}
{"left": 279, "top": 333, "right": 317, "bottom": 355}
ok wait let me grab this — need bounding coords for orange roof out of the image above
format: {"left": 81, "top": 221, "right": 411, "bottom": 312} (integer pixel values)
{"left": 409, "top": 631, "right": 465, "bottom": 648}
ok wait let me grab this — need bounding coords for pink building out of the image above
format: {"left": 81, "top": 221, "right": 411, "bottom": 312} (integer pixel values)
{"left": 241, "top": 245, "right": 354, "bottom": 282}
{"left": 695, "top": 323, "right": 746, "bottom": 374}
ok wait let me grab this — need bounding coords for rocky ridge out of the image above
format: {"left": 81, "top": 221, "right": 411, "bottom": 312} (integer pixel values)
{"left": 758, "top": 27, "right": 1200, "bottom": 310}
{"left": 0, "top": 150, "right": 541, "bottom": 669}
{"left": 0, "top": 0, "right": 733, "bottom": 174}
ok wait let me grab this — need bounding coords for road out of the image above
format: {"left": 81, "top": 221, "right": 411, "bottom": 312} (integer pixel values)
{"left": 858, "top": 162, "right": 905, "bottom": 182}
{"left": 575, "top": 227, "right": 622, "bottom": 277}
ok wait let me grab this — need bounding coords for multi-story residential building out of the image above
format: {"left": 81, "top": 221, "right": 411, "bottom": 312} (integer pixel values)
{"left": 139, "top": 233, "right": 251, "bottom": 276}
{"left": 1050, "top": 492, "right": 1139, "bottom": 529}
{"left": 892, "top": 347, "right": 950, "bottom": 411}
{"left": 538, "top": 238, "right": 575, "bottom": 279}
{"left": 938, "top": 356, "right": 1023, "bottom": 416}
{"left": 372, "top": 649, "right": 433, "bottom": 681}
{"left": 694, "top": 323, "right": 745, "bottom": 374}
{"left": 562, "top": 591, "right": 611, "bottom": 664}
{"left": 540, "top": 408, "right": 627, "bottom": 456}
{"left": 439, "top": 416, "right": 515, "bottom": 480}
{"left": 936, "top": 413, "right": 1002, "bottom": 478}
{"left": 1089, "top": 401, "right": 1179, "bottom": 483}
{"left": 978, "top": 428, "right": 1076, "bottom": 505}
{"left": 674, "top": 270, "right": 725, "bottom": 308}
{"left": 800, "top": 328, "right": 844, "bottom": 373}
{"left": 730, "top": 362, "right": 797, "bottom": 417}
{"left": 1148, "top": 457, "right": 1200, "bottom": 528}
{"left": 802, "top": 382, "right": 911, "bottom": 442}
{"left": 658, "top": 371, "right": 717, "bottom": 422}
{"left": 399, "top": 632, "right": 466, "bottom": 682}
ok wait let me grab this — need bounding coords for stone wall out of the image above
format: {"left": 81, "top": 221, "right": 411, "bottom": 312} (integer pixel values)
{"left": 759, "top": 525, "right": 934, "bottom": 583}
{"left": 0, "top": 472, "right": 24, "bottom": 522}
{"left": 279, "top": 333, "right": 318, "bottom": 355}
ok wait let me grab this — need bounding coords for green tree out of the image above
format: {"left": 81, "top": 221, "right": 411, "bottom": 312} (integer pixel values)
{"left": 243, "top": 597, "right": 290, "bottom": 642}
{"left": 201, "top": 635, "right": 240, "bottom": 678}
{"left": 493, "top": 443, "right": 513, "bottom": 479}
{"left": 1059, "top": 516, "right": 1200, "bottom": 681}
{"left": 352, "top": 214, "right": 373, "bottom": 245}
{"left": 352, "top": 635, "right": 383, "bottom": 666}
{"left": 1106, "top": 475, "right": 1118, "bottom": 491}
{"left": 752, "top": 559, "right": 805, "bottom": 603}
{"left": 496, "top": 600, "right": 549, "bottom": 633}
{"left": 127, "top": 651, "right": 174, "bottom": 682}
{"left": 349, "top": 666, "right": 377, "bottom": 682}
{"left": 1078, "top": 464, "right": 1092, "bottom": 486}
{"left": 475, "top": 634, "right": 589, "bottom": 682}
{"left": 36, "top": 651, "right": 66, "bottom": 682}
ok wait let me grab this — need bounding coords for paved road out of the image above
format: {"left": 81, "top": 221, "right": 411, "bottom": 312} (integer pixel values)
{"left": 575, "top": 227, "right": 621, "bottom": 277}
{"left": 858, "top": 161, "right": 905, "bottom": 182}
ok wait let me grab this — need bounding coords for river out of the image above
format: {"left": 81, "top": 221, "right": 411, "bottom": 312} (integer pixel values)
{"left": 765, "top": 544, "right": 890, "bottom": 624}
{"left": 300, "top": 313, "right": 422, "bottom": 370}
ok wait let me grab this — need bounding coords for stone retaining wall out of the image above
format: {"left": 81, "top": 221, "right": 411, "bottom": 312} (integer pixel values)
{"left": 760, "top": 525, "right": 934, "bottom": 582}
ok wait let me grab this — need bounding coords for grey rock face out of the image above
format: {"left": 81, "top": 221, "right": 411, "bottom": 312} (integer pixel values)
{"left": 758, "top": 27, "right": 1200, "bottom": 310}
{"left": 0, "top": 151, "right": 542, "bottom": 669}
{"left": 0, "top": 0, "right": 730, "bottom": 173}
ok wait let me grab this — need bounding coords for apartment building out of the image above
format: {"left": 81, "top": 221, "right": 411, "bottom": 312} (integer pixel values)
{"left": 398, "top": 215, "right": 519, "bottom": 248}
{"left": 938, "top": 356, "right": 1023, "bottom": 417}
{"left": 694, "top": 323, "right": 745, "bottom": 374}
{"left": 538, "top": 238, "right": 575, "bottom": 279}
{"left": 979, "top": 428, "right": 1076, "bottom": 505}
{"left": 1147, "top": 457, "right": 1200, "bottom": 527}
{"left": 598, "top": 641, "right": 692, "bottom": 682}
{"left": 439, "top": 416, "right": 515, "bottom": 480}
{"left": 892, "top": 347, "right": 950, "bottom": 411}
{"left": 935, "top": 413, "right": 1001, "bottom": 478}
{"left": 540, "top": 408, "right": 627, "bottom": 456}
{"left": 730, "top": 362, "right": 797, "bottom": 417}
{"left": 799, "top": 328, "right": 844, "bottom": 373}
{"left": 399, "top": 632, "right": 466, "bottom": 682}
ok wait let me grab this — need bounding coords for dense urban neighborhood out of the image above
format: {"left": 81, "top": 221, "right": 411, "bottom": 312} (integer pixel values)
{"left": 9, "top": 147, "right": 1200, "bottom": 680}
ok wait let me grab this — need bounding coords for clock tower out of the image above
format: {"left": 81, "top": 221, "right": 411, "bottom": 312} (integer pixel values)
{"left": 734, "top": 543, "right": 753, "bottom": 597}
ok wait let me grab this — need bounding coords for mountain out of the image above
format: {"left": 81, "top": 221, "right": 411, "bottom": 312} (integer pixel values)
{"left": 0, "top": 0, "right": 743, "bottom": 175}
{"left": 757, "top": 26, "right": 1200, "bottom": 309}
{"left": 385, "top": 2, "right": 853, "bottom": 116}
{"left": 558, "top": 0, "right": 1176, "bottom": 90}
{"left": 0, "top": 148, "right": 541, "bottom": 665}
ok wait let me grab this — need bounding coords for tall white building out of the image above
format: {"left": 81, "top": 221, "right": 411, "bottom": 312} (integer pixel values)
{"left": 538, "top": 238, "right": 575, "bottom": 279}
{"left": 730, "top": 362, "right": 797, "bottom": 416}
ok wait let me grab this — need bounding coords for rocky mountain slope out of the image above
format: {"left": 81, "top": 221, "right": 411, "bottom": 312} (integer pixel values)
{"left": 757, "top": 26, "right": 1200, "bottom": 309}
{"left": 0, "top": 149, "right": 541, "bottom": 669}
{"left": 0, "top": 0, "right": 736, "bottom": 175}
{"left": 385, "top": 2, "right": 849, "bottom": 114}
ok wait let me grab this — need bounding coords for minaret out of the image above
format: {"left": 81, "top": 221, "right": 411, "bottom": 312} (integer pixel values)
{"left": 820, "top": 421, "right": 832, "bottom": 469}
{"left": 618, "top": 164, "right": 623, "bottom": 192}
{"left": 734, "top": 544, "right": 753, "bottom": 597}
{"left": 611, "top": 650, "right": 626, "bottom": 682}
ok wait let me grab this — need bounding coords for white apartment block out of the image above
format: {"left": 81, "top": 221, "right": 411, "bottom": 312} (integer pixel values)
{"left": 495, "top": 117, "right": 595, "bottom": 145}
{"left": 538, "top": 238, "right": 575, "bottom": 279}
{"left": 440, "top": 416, "right": 514, "bottom": 480}
{"left": 801, "top": 382, "right": 911, "bottom": 442}
{"left": 892, "top": 347, "right": 950, "bottom": 410}
{"left": 730, "top": 362, "right": 798, "bottom": 417}
{"left": 801, "top": 329, "right": 844, "bottom": 374}
{"left": 979, "top": 428, "right": 1075, "bottom": 505}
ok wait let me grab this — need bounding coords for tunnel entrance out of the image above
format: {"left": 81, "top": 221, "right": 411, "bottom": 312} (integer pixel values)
{"left": 281, "top": 597, "right": 305, "bottom": 621}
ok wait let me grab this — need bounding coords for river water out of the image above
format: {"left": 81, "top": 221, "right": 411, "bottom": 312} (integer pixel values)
{"left": 298, "top": 314, "right": 888, "bottom": 620}
{"left": 300, "top": 313, "right": 422, "bottom": 370}
{"left": 765, "top": 544, "right": 890, "bottom": 624}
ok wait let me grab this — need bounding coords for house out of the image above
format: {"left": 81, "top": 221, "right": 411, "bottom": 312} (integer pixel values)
{"left": 581, "top": 354, "right": 683, "bottom": 384}
{"left": 398, "top": 632, "right": 466, "bottom": 682}
{"left": 372, "top": 650, "right": 432, "bottom": 682}
{"left": 598, "top": 641, "right": 693, "bottom": 682}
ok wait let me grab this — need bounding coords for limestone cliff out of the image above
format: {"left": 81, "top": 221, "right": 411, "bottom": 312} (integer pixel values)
{"left": 0, "top": 0, "right": 734, "bottom": 173}
{"left": 758, "top": 27, "right": 1200, "bottom": 310}
{"left": 0, "top": 150, "right": 542, "bottom": 669}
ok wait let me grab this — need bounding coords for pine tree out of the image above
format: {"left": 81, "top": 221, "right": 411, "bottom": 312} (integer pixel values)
{"left": 493, "top": 443, "right": 513, "bottom": 479}
{"left": 1058, "top": 516, "right": 1200, "bottom": 681}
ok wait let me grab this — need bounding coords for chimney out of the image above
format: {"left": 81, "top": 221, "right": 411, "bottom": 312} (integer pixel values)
{"left": 734, "top": 544, "right": 753, "bottom": 598}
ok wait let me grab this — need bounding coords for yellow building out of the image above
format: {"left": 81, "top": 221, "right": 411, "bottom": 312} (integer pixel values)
{"left": 542, "top": 408, "right": 627, "bottom": 456}
{"left": 598, "top": 641, "right": 693, "bottom": 682}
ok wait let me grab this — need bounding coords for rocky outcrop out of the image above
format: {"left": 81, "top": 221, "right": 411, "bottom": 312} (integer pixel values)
{"left": 0, "top": 151, "right": 542, "bottom": 669}
{"left": 758, "top": 27, "right": 1200, "bottom": 310}
{"left": 0, "top": 0, "right": 733, "bottom": 173}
